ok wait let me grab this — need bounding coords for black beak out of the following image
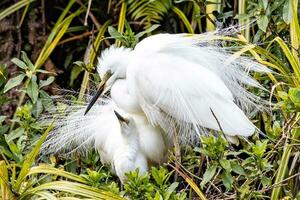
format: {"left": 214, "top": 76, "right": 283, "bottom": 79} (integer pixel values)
{"left": 114, "top": 110, "right": 129, "bottom": 125}
{"left": 84, "top": 71, "right": 111, "bottom": 115}
{"left": 84, "top": 82, "right": 105, "bottom": 115}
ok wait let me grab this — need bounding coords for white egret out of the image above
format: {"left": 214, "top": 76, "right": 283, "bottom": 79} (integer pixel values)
{"left": 85, "top": 33, "right": 270, "bottom": 143}
{"left": 41, "top": 96, "right": 168, "bottom": 182}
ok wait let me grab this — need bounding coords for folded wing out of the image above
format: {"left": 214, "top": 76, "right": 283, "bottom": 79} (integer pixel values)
{"left": 129, "top": 53, "right": 256, "bottom": 140}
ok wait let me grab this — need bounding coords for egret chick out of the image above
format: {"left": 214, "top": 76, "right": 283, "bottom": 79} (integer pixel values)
{"left": 42, "top": 99, "right": 167, "bottom": 182}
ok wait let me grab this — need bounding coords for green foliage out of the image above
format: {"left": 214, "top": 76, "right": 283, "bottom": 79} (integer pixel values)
{"left": 108, "top": 22, "right": 160, "bottom": 48}
{"left": 277, "top": 88, "right": 300, "bottom": 112}
{"left": 124, "top": 167, "right": 186, "bottom": 200}
{"left": 0, "top": 0, "right": 300, "bottom": 199}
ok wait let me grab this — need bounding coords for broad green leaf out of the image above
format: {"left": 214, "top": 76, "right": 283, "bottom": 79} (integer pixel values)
{"left": 282, "top": 0, "right": 292, "bottom": 23}
{"left": 261, "top": 176, "right": 271, "bottom": 187}
{"left": 108, "top": 26, "right": 124, "bottom": 39}
{"left": 32, "top": 99, "right": 43, "bottom": 118}
{"left": 288, "top": 88, "right": 300, "bottom": 107}
{"left": 70, "top": 65, "right": 84, "bottom": 86}
{"left": 11, "top": 58, "right": 28, "bottom": 70}
{"left": 3, "top": 74, "right": 26, "bottom": 93}
{"left": 5, "top": 127, "right": 25, "bottom": 142}
{"left": 39, "top": 76, "right": 55, "bottom": 89}
{"left": 252, "top": 140, "right": 268, "bottom": 158}
{"left": 231, "top": 162, "right": 245, "bottom": 175}
{"left": 200, "top": 164, "right": 217, "bottom": 188}
{"left": 257, "top": 15, "right": 269, "bottom": 32}
{"left": 261, "top": 0, "right": 268, "bottom": 10}
{"left": 21, "top": 51, "right": 34, "bottom": 70}
{"left": 27, "top": 75, "right": 39, "bottom": 103}
{"left": 220, "top": 159, "right": 231, "bottom": 172}
{"left": 221, "top": 171, "right": 233, "bottom": 190}
{"left": 4, "top": 134, "right": 21, "bottom": 155}
{"left": 165, "top": 182, "right": 179, "bottom": 199}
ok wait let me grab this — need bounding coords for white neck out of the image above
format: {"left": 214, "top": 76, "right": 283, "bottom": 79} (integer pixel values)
{"left": 111, "top": 79, "right": 142, "bottom": 114}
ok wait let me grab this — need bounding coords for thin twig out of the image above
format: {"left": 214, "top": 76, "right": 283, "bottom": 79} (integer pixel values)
{"left": 76, "top": 0, "right": 101, "bottom": 29}
{"left": 58, "top": 31, "right": 96, "bottom": 45}
{"left": 84, "top": 0, "right": 93, "bottom": 26}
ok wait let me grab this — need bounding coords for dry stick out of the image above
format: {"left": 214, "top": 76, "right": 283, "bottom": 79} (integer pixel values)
{"left": 58, "top": 31, "right": 95, "bottom": 45}
{"left": 210, "top": 108, "right": 234, "bottom": 149}
{"left": 84, "top": 0, "right": 93, "bottom": 26}
{"left": 75, "top": 0, "right": 100, "bottom": 30}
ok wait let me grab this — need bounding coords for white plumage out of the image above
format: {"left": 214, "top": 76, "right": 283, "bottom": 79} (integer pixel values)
{"left": 93, "top": 33, "right": 270, "bottom": 143}
{"left": 43, "top": 31, "right": 270, "bottom": 182}
{"left": 42, "top": 98, "right": 167, "bottom": 182}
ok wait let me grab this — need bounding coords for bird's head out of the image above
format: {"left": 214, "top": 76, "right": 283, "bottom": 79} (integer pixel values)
{"left": 85, "top": 46, "right": 132, "bottom": 115}
{"left": 113, "top": 110, "right": 135, "bottom": 136}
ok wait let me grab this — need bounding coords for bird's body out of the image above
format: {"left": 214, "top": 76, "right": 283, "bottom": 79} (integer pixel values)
{"left": 94, "top": 33, "right": 270, "bottom": 143}
{"left": 43, "top": 32, "right": 270, "bottom": 183}
{"left": 42, "top": 98, "right": 167, "bottom": 182}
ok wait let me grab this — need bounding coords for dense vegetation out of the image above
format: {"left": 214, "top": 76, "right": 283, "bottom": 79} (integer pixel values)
{"left": 0, "top": 0, "right": 299, "bottom": 199}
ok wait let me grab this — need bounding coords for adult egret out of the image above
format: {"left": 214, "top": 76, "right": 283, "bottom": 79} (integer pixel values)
{"left": 85, "top": 33, "right": 270, "bottom": 143}
{"left": 42, "top": 97, "right": 168, "bottom": 182}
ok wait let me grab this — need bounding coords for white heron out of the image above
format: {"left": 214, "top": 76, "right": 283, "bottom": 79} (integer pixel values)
{"left": 42, "top": 30, "right": 270, "bottom": 182}
{"left": 42, "top": 96, "right": 168, "bottom": 182}
{"left": 85, "top": 33, "right": 270, "bottom": 144}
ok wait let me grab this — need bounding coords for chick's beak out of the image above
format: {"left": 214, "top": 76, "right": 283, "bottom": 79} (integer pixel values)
{"left": 114, "top": 110, "right": 129, "bottom": 125}
{"left": 84, "top": 71, "right": 112, "bottom": 115}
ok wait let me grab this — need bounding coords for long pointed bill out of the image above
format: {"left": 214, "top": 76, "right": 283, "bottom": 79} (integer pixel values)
{"left": 84, "top": 71, "right": 111, "bottom": 115}
{"left": 114, "top": 110, "right": 129, "bottom": 125}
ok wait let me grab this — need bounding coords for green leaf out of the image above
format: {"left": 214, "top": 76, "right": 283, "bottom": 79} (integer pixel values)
{"left": 282, "top": 0, "right": 292, "bottom": 24}
{"left": 0, "top": 0, "right": 35, "bottom": 21}
{"left": 135, "top": 24, "right": 160, "bottom": 38}
{"left": 257, "top": 15, "right": 269, "bottom": 32}
{"left": 278, "top": 91, "right": 288, "bottom": 100}
{"left": 70, "top": 65, "right": 84, "bottom": 86}
{"left": 261, "top": 0, "right": 268, "bottom": 10}
{"left": 39, "top": 76, "right": 55, "bottom": 89}
{"left": 221, "top": 171, "right": 233, "bottom": 190}
{"left": 0, "top": 116, "right": 6, "bottom": 124}
{"left": 261, "top": 176, "right": 271, "bottom": 187}
{"left": 108, "top": 26, "right": 124, "bottom": 39}
{"left": 27, "top": 75, "right": 39, "bottom": 103}
{"left": 14, "top": 122, "right": 54, "bottom": 191}
{"left": 272, "top": 121, "right": 282, "bottom": 138}
{"left": 5, "top": 127, "right": 25, "bottom": 142}
{"left": 21, "top": 51, "right": 34, "bottom": 70}
{"left": 220, "top": 159, "right": 231, "bottom": 172}
{"left": 3, "top": 74, "right": 26, "bottom": 93}
{"left": 165, "top": 182, "right": 179, "bottom": 199}
{"left": 11, "top": 58, "right": 28, "bottom": 70}
{"left": 32, "top": 99, "right": 43, "bottom": 118}
{"left": 288, "top": 88, "right": 300, "bottom": 107}
{"left": 200, "top": 164, "right": 217, "bottom": 188}
{"left": 231, "top": 162, "right": 245, "bottom": 175}
{"left": 252, "top": 140, "right": 268, "bottom": 158}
